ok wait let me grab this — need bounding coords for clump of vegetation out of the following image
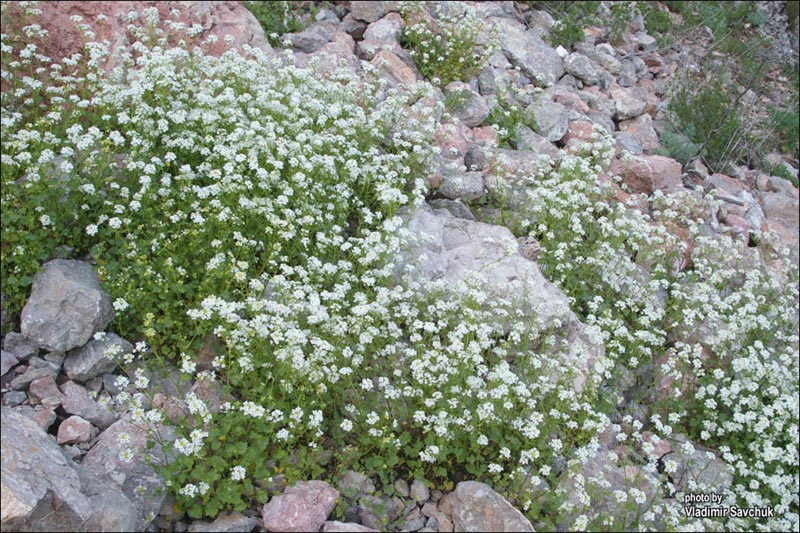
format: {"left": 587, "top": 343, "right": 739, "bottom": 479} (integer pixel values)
{"left": 399, "top": 2, "right": 496, "bottom": 86}
{"left": 242, "top": 1, "right": 306, "bottom": 47}
{"left": 485, "top": 87, "right": 539, "bottom": 149}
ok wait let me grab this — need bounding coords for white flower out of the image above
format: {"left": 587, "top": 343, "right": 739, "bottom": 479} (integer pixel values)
{"left": 231, "top": 465, "right": 246, "bottom": 481}
{"left": 85, "top": 224, "right": 98, "bottom": 236}
{"left": 340, "top": 419, "right": 353, "bottom": 432}
{"left": 113, "top": 298, "right": 129, "bottom": 312}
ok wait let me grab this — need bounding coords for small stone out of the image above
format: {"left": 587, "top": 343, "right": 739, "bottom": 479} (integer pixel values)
{"left": 1, "top": 349, "right": 19, "bottom": 377}
{"left": 338, "top": 470, "right": 375, "bottom": 497}
{"left": 57, "top": 415, "right": 97, "bottom": 444}
{"left": 9, "top": 365, "right": 57, "bottom": 391}
{"left": 3, "top": 390, "right": 27, "bottom": 407}
{"left": 402, "top": 516, "right": 426, "bottom": 531}
{"left": 410, "top": 479, "right": 430, "bottom": 503}
{"left": 28, "top": 375, "right": 62, "bottom": 410}
{"left": 394, "top": 478, "right": 410, "bottom": 498}
{"left": 60, "top": 381, "right": 117, "bottom": 429}
{"left": 3, "top": 332, "right": 38, "bottom": 361}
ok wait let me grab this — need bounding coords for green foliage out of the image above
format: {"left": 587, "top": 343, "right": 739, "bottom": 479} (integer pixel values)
{"left": 770, "top": 106, "right": 800, "bottom": 160}
{"left": 528, "top": 1, "right": 600, "bottom": 50}
{"left": 666, "top": 76, "right": 750, "bottom": 172}
{"left": 399, "top": 2, "right": 496, "bottom": 86}
{"left": 242, "top": 1, "right": 305, "bottom": 47}
{"left": 485, "top": 88, "right": 539, "bottom": 149}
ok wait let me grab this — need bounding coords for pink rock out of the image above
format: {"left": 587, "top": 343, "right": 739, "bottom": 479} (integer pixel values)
{"left": 433, "top": 121, "right": 473, "bottom": 161}
{"left": 619, "top": 114, "right": 661, "bottom": 153}
{"left": 5, "top": 2, "right": 268, "bottom": 72}
{"left": 723, "top": 213, "right": 751, "bottom": 236}
{"left": 28, "top": 375, "right": 62, "bottom": 410}
{"left": 57, "top": 415, "right": 97, "bottom": 444}
{"left": 472, "top": 126, "right": 499, "bottom": 147}
{"left": 610, "top": 155, "right": 683, "bottom": 195}
{"left": 562, "top": 120, "right": 596, "bottom": 147}
{"left": 262, "top": 480, "right": 339, "bottom": 533}
{"left": 707, "top": 173, "right": 747, "bottom": 196}
{"left": 642, "top": 431, "right": 672, "bottom": 459}
{"left": 370, "top": 50, "right": 417, "bottom": 87}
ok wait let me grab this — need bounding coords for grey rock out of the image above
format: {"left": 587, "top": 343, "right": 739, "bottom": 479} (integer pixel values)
{"left": 338, "top": 470, "right": 376, "bottom": 497}
{"left": 494, "top": 18, "right": 564, "bottom": 86}
{"left": 1, "top": 349, "right": 19, "bottom": 377}
{"left": 512, "top": 125, "right": 562, "bottom": 161}
{"left": 60, "top": 380, "right": 117, "bottom": 429}
{"left": 438, "top": 171, "right": 485, "bottom": 202}
{"left": 614, "top": 131, "right": 644, "bottom": 155}
{"left": 359, "top": 495, "right": 399, "bottom": 530}
{"left": 82, "top": 417, "right": 175, "bottom": 525}
{"left": 3, "top": 390, "right": 27, "bottom": 407}
{"left": 634, "top": 31, "right": 657, "bottom": 50}
{"left": 464, "top": 144, "right": 488, "bottom": 171}
{"left": 9, "top": 365, "right": 58, "bottom": 391}
{"left": 445, "top": 82, "right": 490, "bottom": 127}
{"left": 63, "top": 332, "right": 130, "bottom": 382}
{"left": 3, "top": 331, "right": 39, "bottom": 361}
{"left": 188, "top": 512, "right": 258, "bottom": 532}
{"left": 322, "top": 521, "right": 380, "bottom": 532}
{"left": 410, "top": 479, "right": 430, "bottom": 502}
{"left": 1, "top": 409, "right": 141, "bottom": 531}
{"left": 670, "top": 435, "right": 734, "bottom": 493}
{"left": 558, "top": 443, "right": 661, "bottom": 525}
{"left": 288, "top": 22, "right": 336, "bottom": 53}
{"left": 761, "top": 191, "right": 800, "bottom": 229}
{"left": 452, "top": 481, "right": 534, "bottom": 532}
{"left": 564, "top": 53, "right": 611, "bottom": 86}
{"left": 394, "top": 478, "right": 411, "bottom": 498}
{"left": 11, "top": 404, "right": 57, "bottom": 431}
{"left": 262, "top": 480, "right": 339, "bottom": 532}
{"left": 429, "top": 199, "right": 475, "bottom": 221}
{"left": 527, "top": 100, "right": 569, "bottom": 142}
{"left": 404, "top": 204, "right": 603, "bottom": 393}
{"left": 402, "top": 516, "right": 426, "bottom": 531}
{"left": 350, "top": 1, "right": 401, "bottom": 23}
{"left": 609, "top": 85, "right": 647, "bottom": 120}
{"left": 20, "top": 260, "right": 114, "bottom": 353}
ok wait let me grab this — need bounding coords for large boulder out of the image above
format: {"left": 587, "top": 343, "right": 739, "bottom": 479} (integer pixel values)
{"left": 1, "top": 409, "right": 141, "bottom": 531}
{"left": 404, "top": 204, "right": 603, "bottom": 393}
{"left": 3, "top": 1, "right": 269, "bottom": 71}
{"left": 451, "top": 481, "right": 535, "bottom": 532}
{"left": 20, "top": 260, "right": 114, "bottom": 353}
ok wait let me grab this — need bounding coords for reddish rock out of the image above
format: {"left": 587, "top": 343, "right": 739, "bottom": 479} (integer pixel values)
{"left": 619, "top": 114, "right": 661, "bottom": 153}
{"left": 610, "top": 155, "right": 683, "bottom": 195}
{"left": 3, "top": 2, "right": 268, "bottom": 72}
{"left": 563, "top": 120, "right": 596, "bottom": 144}
{"left": 57, "top": 415, "right": 97, "bottom": 445}
{"left": 434, "top": 121, "right": 473, "bottom": 161}
{"left": 642, "top": 431, "right": 672, "bottom": 459}
{"left": 707, "top": 173, "right": 748, "bottom": 196}
{"left": 262, "top": 480, "right": 339, "bottom": 533}
{"left": 370, "top": 50, "right": 417, "bottom": 87}
{"left": 28, "top": 375, "right": 62, "bottom": 410}
{"left": 723, "top": 213, "right": 751, "bottom": 236}
{"left": 472, "top": 126, "right": 499, "bottom": 147}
